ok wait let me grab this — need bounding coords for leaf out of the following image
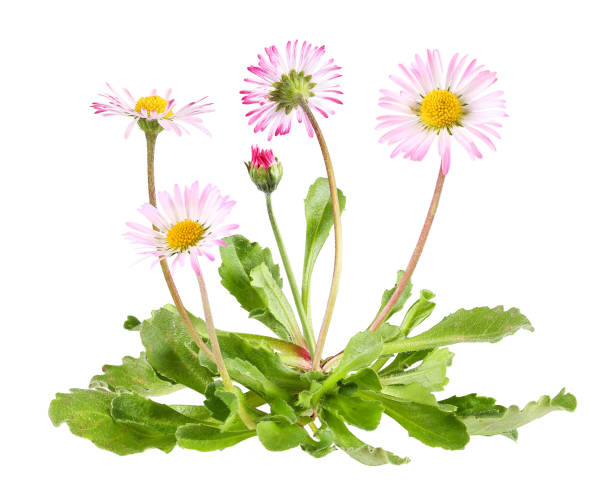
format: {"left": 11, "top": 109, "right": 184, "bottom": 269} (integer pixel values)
{"left": 249, "top": 263, "right": 302, "bottom": 343}
{"left": 323, "top": 394, "right": 383, "bottom": 431}
{"left": 123, "top": 315, "right": 141, "bottom": 331}
{"left": 269, "top": 399, "right": 298, "bottom": 424}
{"left": 343, "top": 368, "right": 382, "bottom": 392}
{"left": 441, "top": 393, "right": 506, "bottom": 418}
{"left": 140, "top": 308, "right": 213, "bottom": 394}
{"left": 316, "top": 332, "right": 383, "bottom": 403}
{"left": 300, "top": 425, "right": 336, "bottom": 458}
{"left": 168, "top": 404, "right": 214, "bottom": 423}
{"left": 256, "top": 420, "right": 307, "bottom": 451}
{"left": 322, "top": 410, "right": 409, "bottom": 466}
{"left": 459, "top": 389, "right": 577, "bottom": 437}
{"left": 384, "top": 306, "right": 533, "bottom": 354}
{"left": 218, "top": 235, "right": 291, "bottom": 340}
{"left": 365, "top": 392, "right": 470, "bottom": 450}
{"left": 215, "top": 333, "right": 308, "bottom": 393}
{"left": 49, "top": 389, "right": 175, "bottom": 455}
{"left": 302, "top": 178, "right": 346, "bottom": 308}
{"left": 373, "top": 271, "right": 413, "bottom": 322}
{"left": 223, "top": 356, "right": 290, "bottom": 402}
{"left": 110, "top": 393, "right": 195, "bottom": 435}
{"left": 381, "top": 383, "right": 438, "bottom": 406}
{"left": 176, "top": 424, "right": 255, "bottom": 451}
{"left": 400, "top": 289, "right": 436, "bottom": 335}
{"left": 89, "top": 352, "right": 181, "bottom": 397}
{"left": 380, "top": 348, "right": 453, "bottom": 391}
{"left": 378, "top": 349, "right": 432, "bottom": 377}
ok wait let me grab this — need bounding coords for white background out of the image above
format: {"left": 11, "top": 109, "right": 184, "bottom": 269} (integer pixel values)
{"left": 2, "top": 0, "right": 610, "bottom": 487}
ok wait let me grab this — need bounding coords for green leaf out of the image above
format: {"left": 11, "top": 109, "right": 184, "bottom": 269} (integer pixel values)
{"left": 400, "top": 289, "right": 436, "bottom": 335}
{"left": 323, "top": 394, "right": 383, "bottom": 431}
{"left": 49, "top": 389, "right": 175, "bottom": 455}
{"left": 441, "top": 394, "right": 506, "bottom": 418}
{"left": 381, "top": 383, "right": 438, "bottom": 406}
{"left": 123, "top": 315, "right": 141, "bottom": 331}
{"left": 343, "top": 368, "right": 382, "bottom": 392}
{"left": 378, "top": 350, "right": 432, "bottom": 377}
{"left": 322, "top": 410, "right": 409, "bottom": 466}
{"left": 460, "top": 389, "right": 577, "bottom": 437}
{"left": 316, "top": 332, "right": 383, "bottom": 403}
{"left": 373, "top": 271, "right": 412, "bottom": 323}
{"left": 176, "top": 424, "right": 255, "bottom": 451}
{"left": 140, "top": 308, "right": 213, "bottom": 394}
{"left": 249, "top": 263, "right": 302, "bottom": 343}
{"left": 89, "top": 352, "right": 181, "bottom": 397}
{"left": 219, "top": 235, "right": 292, "bottom": 340}
{"left": 380, "top": 348, "right": 453, "bottom": 391}
{"left": 223, "top": 356, "right": 290, "bottom": 402}
{"left": 300, "top": 425, "right": 336, "bottom": 458}
{"left": 110, "top": 393, "right": 195, "bottom": 435}
{"left": 215, "top": 333, "right": 308, "bottom": 393}
{"left": 384, "top": 306, "right": 533, "bottom": 354}
{"left": 256, "top": 420, "right": 307, "bottom": 451}
{"left": 168, "top": 404, "right": 214, "bottom": 423}
{"left": 302, "top": 178, "right": 346, "bottom": 309}
{"left": 365, "top": 392, "right": 469, "bottom": 450}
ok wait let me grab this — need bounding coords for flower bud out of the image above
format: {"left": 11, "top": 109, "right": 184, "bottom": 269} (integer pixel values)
{"left": 245, "top": 146, "right": 283, "bottom": 193}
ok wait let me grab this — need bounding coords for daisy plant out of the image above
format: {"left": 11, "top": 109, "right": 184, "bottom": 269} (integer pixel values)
{"left": 50, "top": 45, "right": 575, "bottom": 466}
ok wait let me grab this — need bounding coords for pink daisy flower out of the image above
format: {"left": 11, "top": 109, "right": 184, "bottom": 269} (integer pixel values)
{"left": 377, "top": 50, "right": 506, "bottom": 174}
{"left": 241, "top": 40, "right": 343, "bottom": 140}
{"left": 126, "top": 182, "right": 238, "bottom": 274}
{"left": 92, "top": 84, "right": 214, "bottom": 138}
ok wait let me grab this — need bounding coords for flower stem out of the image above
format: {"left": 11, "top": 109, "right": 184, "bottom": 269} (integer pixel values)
{"left": 195, "top": 263, "right": 255, "bottom": 430}
{"left": 144, "top": 132, "right": 214, "bottom": 363}
{"left": 265, "top": 192, "right": 315, "bottom": 356}
{"left": 368, "top": 163, "right": 446, "bottom": 332}
{"left": 299, "top": 101, "right": 343, "bottom": 371}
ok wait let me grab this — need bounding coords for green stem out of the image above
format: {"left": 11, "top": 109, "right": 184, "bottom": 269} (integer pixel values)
{"left": 368, "top": 164, "right": 446, "bottom": 333}
{"left": 299, "top": 101, "right": 343, "bottom": 370}
{"left": 265, "top": 193, "right": 315, "bottom": 357}
{"left": 195, "top": 265, "right": 255, "bottom": 430}
{"left": 144, "top": 132, "right": 215, "bottom": 362}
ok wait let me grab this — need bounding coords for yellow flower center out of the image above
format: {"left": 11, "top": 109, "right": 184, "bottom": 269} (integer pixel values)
{"left": 166, "top": 219, "right": 205, "bottom": 251}
{"left": 419, "top": 89, "right": 463, "bottom": 130}
{"left": 134, "top": 95, "right": 173, "bottom": 118}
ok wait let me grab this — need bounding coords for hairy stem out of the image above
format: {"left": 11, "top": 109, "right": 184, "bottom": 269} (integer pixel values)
{"left": 299, "top": 101, "right": 343, "bottom": 370}
{"left": 195, "top": 264, "right": 255, "bottom": 430}
{"left": 265, "top": 193, "right": 315, "bottom": 356}
{"left": 368, "top": 164, "right": 446, "bottom": 332}
{"left": 145, "top": 132, "right": 214, "bottom": 362}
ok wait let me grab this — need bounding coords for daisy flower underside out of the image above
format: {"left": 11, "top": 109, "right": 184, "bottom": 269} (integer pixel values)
{"left": 126, "top": 182, "right": 238, "bottom": 274}
{"left": 241, "top": 40, "right": 343, "bottom": 140}
{"left": 92, "top": 84, "right": 214, "bottom": 138}
{"left": 377, "top": 50, "right": 507, "bottom": 173}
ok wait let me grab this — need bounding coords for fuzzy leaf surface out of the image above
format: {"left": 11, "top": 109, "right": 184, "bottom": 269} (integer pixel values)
{"left": 49, "top": 389, "right": 175, "bottom": 455}
{"left": 302, "top": 177, "right": 346, "bottom": 303}
{"left": 218, "top": 235, "right": 291, "bottom": 340}
{"left": 374, "top": 271, "right": 413, "bottom": 322}
{"left": 460, "top": 389, "right": 576, "bottom": 436}
{"left": 176, "top": 424, "right": 255, "bottom": 451}
{"left": 400, "top": 289, "right": 436, "bottom": 335}
{"left": 249, "top": 263, "right": 301, "bottom": 343}
{"left": 384, "top": 306, "right": 533, "bottom": 353}
{"left": 89, "top": 352, "right": 181, "bottom": 397}
{"left": 380, "top": 348, "right": 453, "bottom": 391}
{"left": 140, "top": 308, "right": 213, "bottom": 394}
{"left": 323, "top": 394, "right": 383, "bottom": 431}
{"left": 366, "top": 392, "right": 470, "bottom": 450}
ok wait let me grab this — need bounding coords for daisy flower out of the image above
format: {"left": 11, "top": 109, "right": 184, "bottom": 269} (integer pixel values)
{"left": 241, "top": 40, "right": 343, "bottom": 140}
{"left": 377, "top": 50, "right": 506, "bottom": 174}
{"left": 92, "top": 84, "right": 214, "bottom": 138}
{"left": 126, "top": 182, "right": 238, "bottom": 274}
